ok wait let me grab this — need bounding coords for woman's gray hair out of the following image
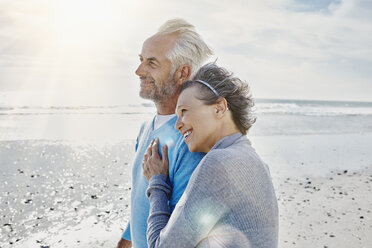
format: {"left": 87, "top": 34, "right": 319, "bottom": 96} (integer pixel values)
{"left": 181, "top": 62, "right": 256, "bottom": 135}
{"left": 157, "top": 18, "right": 213, "bottom": 78}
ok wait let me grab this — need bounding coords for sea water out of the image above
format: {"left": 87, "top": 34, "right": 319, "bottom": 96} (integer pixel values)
{"left": 1, "top": 93, "right": 372, "bottom": 142}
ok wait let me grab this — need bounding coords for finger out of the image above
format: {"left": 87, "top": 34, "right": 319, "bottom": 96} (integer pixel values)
{"left": 142, "top": 160, "right": 148, "bottom": 171}
{"left": 151, "top": 138, "right": 159, "bottom": 158}
{"left": 161, "top": 145, "right": 169, "bottom": 168}
{"left": 146, "top": 140, "right": 154, "bottom": 156}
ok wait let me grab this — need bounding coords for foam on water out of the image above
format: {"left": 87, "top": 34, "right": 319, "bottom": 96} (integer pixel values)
{"left": 1, "top": 91, "right": 372, "bottom": 141}
{"left": 256, "top": 99, "right": 372, "bottom": 116}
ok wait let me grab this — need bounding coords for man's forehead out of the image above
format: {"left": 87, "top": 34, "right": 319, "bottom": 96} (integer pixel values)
{"left": 148, "top": 33, "right": 178, "bottom": 43}
{"left": 141, "top": 33, "right": 177, "bottom": 55}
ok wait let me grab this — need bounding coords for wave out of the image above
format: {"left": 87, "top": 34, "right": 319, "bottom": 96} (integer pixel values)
{"left": 0, "top": 104, "right": 156, "bottom": 115}
{"left": 256, "top": 104, "right": 372, "bottom": 116}
{"left": 255, "top": 99, "right": 372, "bottom": 116}
{"left": 1, "top": 99, "right": 372, "bottom": 117}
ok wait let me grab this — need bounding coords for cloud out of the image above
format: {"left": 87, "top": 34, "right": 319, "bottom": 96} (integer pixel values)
{"left": 0, "top": 0, "right": 371, "bottom": 101}
{"left": 189, "top": 0, "right": 372, "bottom": 100}
{"left": 288, "top": 0, "right": 341, "bottom": 13}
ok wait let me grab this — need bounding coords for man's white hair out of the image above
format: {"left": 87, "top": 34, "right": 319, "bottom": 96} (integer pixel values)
{"left": 157, "top": 18, "right": 213, "bottom": 79}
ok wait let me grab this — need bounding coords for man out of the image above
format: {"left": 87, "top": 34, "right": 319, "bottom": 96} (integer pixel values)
{"left": 117, "top": 19, "right": 213, "bottom": 248}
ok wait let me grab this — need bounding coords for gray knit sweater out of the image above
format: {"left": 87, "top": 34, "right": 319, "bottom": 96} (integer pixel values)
{"left": 146, "top": 133, "right": 278, "bottom": 248}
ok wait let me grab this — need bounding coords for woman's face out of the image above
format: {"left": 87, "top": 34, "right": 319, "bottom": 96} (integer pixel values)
{"left": 175, "top": 86, "right": 219, "bottom": 153}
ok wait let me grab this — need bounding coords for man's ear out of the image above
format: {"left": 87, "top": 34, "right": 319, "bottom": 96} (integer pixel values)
{"left": 174, "top": 64, "right": 191, "bottom": 85}
{"left": 215, "top": 97, "right": 228, "bottom": 119}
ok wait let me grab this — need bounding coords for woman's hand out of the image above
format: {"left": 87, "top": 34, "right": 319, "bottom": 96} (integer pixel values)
{"left": 142, "top": 139, "right": 169, "bottom": 181}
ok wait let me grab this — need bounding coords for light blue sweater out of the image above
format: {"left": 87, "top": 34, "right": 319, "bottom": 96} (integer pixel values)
{"left": 146, "top": 133, "right": 279, "bottom": 248}
{"left": 122, "top": 116, "right": 204, "bottom": 248}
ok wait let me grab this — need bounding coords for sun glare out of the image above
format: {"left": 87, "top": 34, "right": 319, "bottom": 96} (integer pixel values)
{"left": 5, "top": 0, "right": 139, "bottom": 134}
{"left": 26, "top": 0, "right": 135, "bottom": 95}
{"left": 49, "top": 0, "right": 120, "bottom": 46}
{"left": 4, "top": 0, "right": 144, "bottom": 122}
{"left": 2, "top": 0, "right": 141, "bottom": 142}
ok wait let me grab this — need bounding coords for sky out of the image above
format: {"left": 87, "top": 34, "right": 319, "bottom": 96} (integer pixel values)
{"left": 0, "top": 0, "right": 371, "bottom": 105}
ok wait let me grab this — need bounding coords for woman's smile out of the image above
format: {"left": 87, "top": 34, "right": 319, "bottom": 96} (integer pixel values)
{"left": 183, "top": 129, "right": 192, "bottom": 141}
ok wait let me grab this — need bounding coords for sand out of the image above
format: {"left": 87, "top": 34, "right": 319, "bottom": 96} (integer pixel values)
{"left": 0, "top": 140, "right": 134, "bottom": 247}
{"left": 1, "top": 133, "right": 372, "bottom": 247}
{"left": 251, "top": 133, "right": 372, "bottom": 248}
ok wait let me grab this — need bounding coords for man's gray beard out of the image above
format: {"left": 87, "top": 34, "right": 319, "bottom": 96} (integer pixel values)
{"left": 140, "top": 77, "right": 178, "bottom": 103}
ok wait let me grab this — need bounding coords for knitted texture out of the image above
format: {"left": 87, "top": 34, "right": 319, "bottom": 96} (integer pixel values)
{"left": 147, "top": 133, "right": 278, "bottom": 248}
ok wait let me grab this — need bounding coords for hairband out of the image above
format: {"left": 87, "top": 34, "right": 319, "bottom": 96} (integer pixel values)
{"left": 195, "top": 79, "right": 219, "bottom": 96}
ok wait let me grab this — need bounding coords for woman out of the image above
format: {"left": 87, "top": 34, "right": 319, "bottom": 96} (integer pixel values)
{"left": 142, "top": 63, "right": 278, "bottom": 248}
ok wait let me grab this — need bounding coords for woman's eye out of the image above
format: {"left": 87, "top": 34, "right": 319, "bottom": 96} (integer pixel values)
{"left": 181, "top": 109, "right": 187, "bottom": 113}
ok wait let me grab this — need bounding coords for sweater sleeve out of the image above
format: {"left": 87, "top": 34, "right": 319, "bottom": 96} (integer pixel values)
{"left": 121, "top": 222, "right": 131, "bottom": 240}
{"left": 146, "top": 153, "right": 229, "bottom": 248}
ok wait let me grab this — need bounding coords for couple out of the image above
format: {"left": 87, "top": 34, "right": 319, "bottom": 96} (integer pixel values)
{"left": 117, "top": 19, "right": 278, "bottom": 248}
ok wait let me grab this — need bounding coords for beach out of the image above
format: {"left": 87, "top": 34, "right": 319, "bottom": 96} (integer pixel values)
{"left": 1, "top": 99, "right": 372, "bottom": 247}
{"left": 0, "top": 140, "right": 133, "bottom": 247}
{"left": 252, "top": 133, "right": 372, "bottom": 248}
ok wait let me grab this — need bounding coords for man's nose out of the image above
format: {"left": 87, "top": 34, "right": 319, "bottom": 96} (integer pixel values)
{"left": 135, "top": 62, "right": 145, "bottom": 76}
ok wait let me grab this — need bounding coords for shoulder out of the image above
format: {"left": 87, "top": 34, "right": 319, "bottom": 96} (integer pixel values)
{"left": 155, "top": 125, "right": 204, "bottom": 168}
{"left": 137, "top": 117, "right": 154, "bottom": 137}
{"left": 194, "top": 150, "right": 227, "bottom": 177}
{"left": 171, "top": 139, "right": 204, "bottom": 171}
{"left": 161, "top": 126, "right": 198, "bottom": 157}
{"left": 205, "top": 138, "right": 264, "bottom": 170}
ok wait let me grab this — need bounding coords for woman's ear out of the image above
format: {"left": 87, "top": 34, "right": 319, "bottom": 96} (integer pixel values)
{"left": 215, "top": 97, "right": 228, "bottom": 119}
{"left": 174, "top": 64, "right": 191, "bottom": 85}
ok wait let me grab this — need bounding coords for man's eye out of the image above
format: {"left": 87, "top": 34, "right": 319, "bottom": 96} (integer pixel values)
{"left": 181, "top": 109, "right": 187, "bottom": 113}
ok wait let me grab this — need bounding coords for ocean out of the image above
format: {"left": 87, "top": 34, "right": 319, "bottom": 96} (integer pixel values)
{"left": 1, "top": 95, "right": 372, "bottom": 142}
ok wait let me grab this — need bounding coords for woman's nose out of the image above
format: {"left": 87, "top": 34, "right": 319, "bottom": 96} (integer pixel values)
{"left": 175, "top": 116, "right": 183, "bottom": 131}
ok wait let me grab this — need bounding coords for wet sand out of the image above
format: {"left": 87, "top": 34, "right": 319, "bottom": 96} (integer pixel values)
{"left": 1, "top": 133, "right": 372, "bottom": 247}
{"left": 0, "top": 140, "right": 134, "bottom": 247}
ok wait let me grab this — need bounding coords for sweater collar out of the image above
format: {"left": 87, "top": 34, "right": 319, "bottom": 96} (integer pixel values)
{"left": 210, "top": 132, "right": 245, "bottom": 150}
